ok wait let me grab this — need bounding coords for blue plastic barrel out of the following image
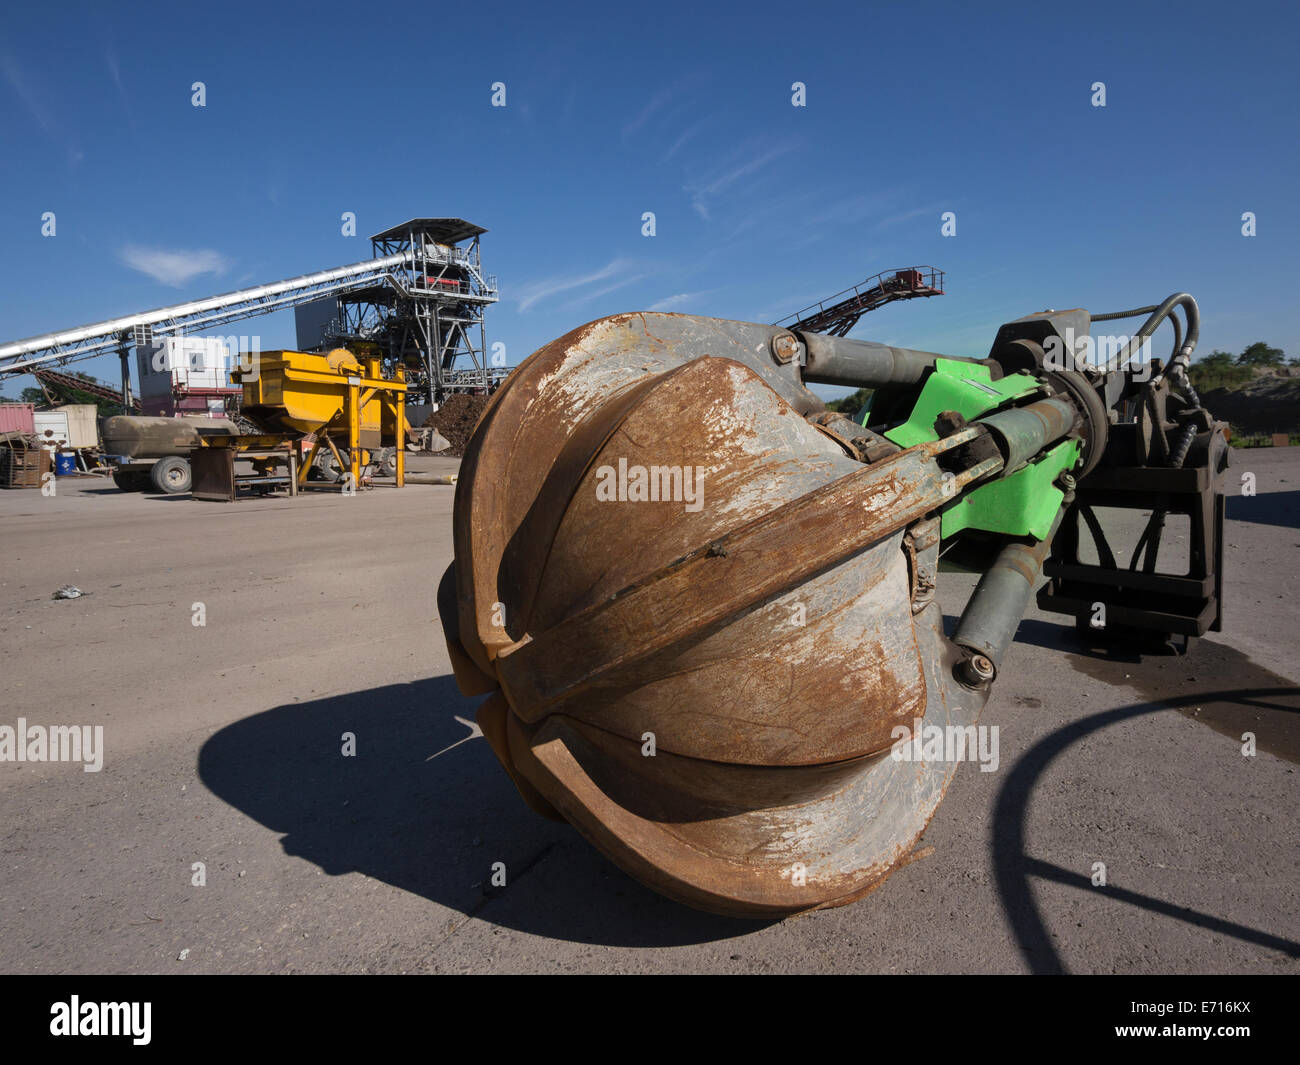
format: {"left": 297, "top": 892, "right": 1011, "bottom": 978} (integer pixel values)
{"left": 54, "top": 453, "right": 77, "bottom": 476}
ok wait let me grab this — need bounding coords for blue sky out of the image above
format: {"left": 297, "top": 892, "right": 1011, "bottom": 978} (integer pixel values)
{"left": 1, "top": 0, "right": 1297, "bottom": 400}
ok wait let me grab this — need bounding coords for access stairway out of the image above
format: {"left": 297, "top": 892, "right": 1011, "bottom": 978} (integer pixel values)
{"left": 776, "top": 267, "right": 944, "bottom": 337}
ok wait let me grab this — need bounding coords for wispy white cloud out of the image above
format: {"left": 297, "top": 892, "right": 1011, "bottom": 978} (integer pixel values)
{"left": 647, "top": 292, "right": 704, "bottom": 312}
{"left": 700, "top": 144, "right": 794, "bottom": 198}
{"left": 121, "top": 246, "right": 230, "bottom": 287}
{"left": 105, "top": 48, "right": 133, "bottom": 124}
{"left": 623, "top": 74, "right": 705, "bottom": 139}
{"left": 1, "top": 55, "right": 54, "bottom": 134}
{"left": 685, "top": 143, "right": 797, "bottom": 221}
{"left": 875, "top": 203, "right": 946, "bottom": 230}
{"left": 2, "top": 53, "right": 81, "bottom": 165}
{"left": 805, "top": 191, "right": 899, "bottom": 229}
{"left": 558, "top": 271, "right": 656, "bottom": 312}
{"left": 624, "top": 85, "right": 678, "bottom": 138}
{"left": 662, "top": 118, "right": 710, "bottom": 163}
{"left": 515, "top": 258, "right": 646, "bottom": 312}
{"left": 746, "top": 284, "right": 845, "bottom": 326}
{"left": 712, "top": 185, "right": 924, "bottom": 252}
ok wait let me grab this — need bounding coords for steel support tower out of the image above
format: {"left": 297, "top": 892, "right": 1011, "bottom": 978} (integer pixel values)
{"left": 324, "top": 219, "right": 499, "bottom": 404}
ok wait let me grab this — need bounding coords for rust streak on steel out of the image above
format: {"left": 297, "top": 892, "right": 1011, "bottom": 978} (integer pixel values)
{"left": 497, "top": 431, "right": 1000, "bottom": 721}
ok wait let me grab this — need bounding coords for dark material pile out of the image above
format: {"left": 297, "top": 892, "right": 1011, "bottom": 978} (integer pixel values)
{"left": 425, "top": 392, "right": 491, "bottom": 456}
{"left": 1200, "top": 368, "right": 1300, "bottom": 436}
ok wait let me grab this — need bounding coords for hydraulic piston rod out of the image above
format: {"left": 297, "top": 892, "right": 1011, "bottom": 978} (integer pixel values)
{"left": 799, "top": 332, "right": 956, "bottom": 388}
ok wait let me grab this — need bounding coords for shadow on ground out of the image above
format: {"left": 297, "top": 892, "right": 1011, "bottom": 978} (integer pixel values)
{"left": 200, "top": 632, "right": 1299, "bottom": 962}
{"left": 1226, "top": 489, "right": 1300, "bottom": 529}
{"left": 197, "top": 674, "right": 767, "bottom": 947}
{"left": 954, "top": 615, "right": 1300, "bottom": 971}
{"left": 74, "top": 486, "right": 187, "bottom": 500}
{"left": 991, "top": 688, "right": 1300, "bottom": 973}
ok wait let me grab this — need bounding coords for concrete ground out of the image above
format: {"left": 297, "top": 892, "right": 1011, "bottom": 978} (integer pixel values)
{"left": 0, "top": 448, "right": 1296, "bottom": 974}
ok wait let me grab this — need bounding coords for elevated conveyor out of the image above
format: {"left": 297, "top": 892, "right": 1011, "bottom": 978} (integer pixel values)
{"left": 0, "top": 251, "right": 413, "bottom": 376}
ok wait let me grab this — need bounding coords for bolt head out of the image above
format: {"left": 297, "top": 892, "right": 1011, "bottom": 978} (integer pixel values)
{"left": 772, "top": 334, "right": 799, "bottom": 364}
{"left": 963, "top": 654, "right": 996, "bottom": 685}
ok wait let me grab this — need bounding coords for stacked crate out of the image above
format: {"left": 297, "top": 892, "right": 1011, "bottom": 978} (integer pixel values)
{"left": 0, "top": 434, "right": 47, "bottom": 488}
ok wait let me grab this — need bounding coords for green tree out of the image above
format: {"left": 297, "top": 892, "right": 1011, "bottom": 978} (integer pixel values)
{"left": 1237, "top": 341, "right": 1285, "bottom": 368}
{"left": 825, "top": 387, "right": 873, "bottom": 417}
{"left": 1198, "top": 350, "right": 1236, "bottom": 370}
{"left": 1189, "top": 350, "right": 1253, "bottom": 392}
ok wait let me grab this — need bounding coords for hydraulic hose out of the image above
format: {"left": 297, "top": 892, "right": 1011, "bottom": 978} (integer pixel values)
{"left": 1091, "top": 303, "right": 1181, "bottom": 361}
{"left": 1103, "top": 296, "right": 1205, "bottom": 573}
{"left": 1102, "top": 294, "right": 1199, "bottom": 373}
{"left": 1091, "top": 305, "right": 1161, "bottom": 321}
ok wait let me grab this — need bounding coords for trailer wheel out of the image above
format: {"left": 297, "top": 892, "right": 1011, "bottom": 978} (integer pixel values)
{"left": 375, "top": 447, "right": 397, "bottom": 477}
{"left": 149, "top": 456, "right": 192, "bottom": 494}
{"left": 112, "top": 470, "right": 150, "bottom": 492}
{"left": 315, "top": 450, "right": 342, "bottom": 481}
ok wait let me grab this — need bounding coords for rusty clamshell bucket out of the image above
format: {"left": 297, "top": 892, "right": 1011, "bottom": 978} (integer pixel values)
{"left": 440, "top": 312, "right": 1002, "bottom": 918}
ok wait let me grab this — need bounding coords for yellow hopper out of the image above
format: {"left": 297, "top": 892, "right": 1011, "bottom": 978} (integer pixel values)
{"left": 233, "top": 348, "right": 406, "bottom": 487}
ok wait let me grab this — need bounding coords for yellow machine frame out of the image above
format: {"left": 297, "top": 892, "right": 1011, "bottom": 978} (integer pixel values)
{"left": 295, "top": 362, "right": 407, "bottom": 489}
{"left": 234, "top": 350, "right": 408, "bottom": 490}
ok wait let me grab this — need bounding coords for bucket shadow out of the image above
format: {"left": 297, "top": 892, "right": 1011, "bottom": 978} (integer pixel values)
{"left": 197, "top": 675, "right": 767, "bottom": 947}
{"left": 992, "top": 689, "right": 1300, "bottom": 973}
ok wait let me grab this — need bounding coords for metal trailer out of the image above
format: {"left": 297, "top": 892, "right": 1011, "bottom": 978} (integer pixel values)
{"left": 99, "top": 416, "right": 242, "bottom": 493}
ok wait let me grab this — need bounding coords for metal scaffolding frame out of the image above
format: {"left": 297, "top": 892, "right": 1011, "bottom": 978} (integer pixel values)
{"left": 338, "top": 218, "right": 500, "bottom": 404}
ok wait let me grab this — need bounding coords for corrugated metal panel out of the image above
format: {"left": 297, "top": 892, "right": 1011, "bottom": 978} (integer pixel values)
{"left": 53, "top": 404, "right": 98, "bottom": 448}
{"left": 0, "top": 403, "right": 35, "bottom": 434}
{"left": 295, "top": 298, "right": 337, "bottom": 350}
